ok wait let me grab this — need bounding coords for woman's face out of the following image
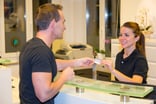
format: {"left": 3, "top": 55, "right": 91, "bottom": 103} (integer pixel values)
{"left": 119, "top": 26, "right": 138, "bottom": 49}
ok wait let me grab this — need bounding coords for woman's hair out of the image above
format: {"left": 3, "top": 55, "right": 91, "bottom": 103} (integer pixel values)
{"left": 35, "top": 3, "right": 63, "bottom": 31}
{"left": 122, "top": 21, "right": 146, "bottom": 57}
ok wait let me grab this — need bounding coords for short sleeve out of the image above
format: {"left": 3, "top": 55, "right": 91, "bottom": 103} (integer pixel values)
{"left": 133, "top": 56, "right": 148, "bottom": 78}
{"left": 31, "top": 47, "right": 52, "bottom": 72}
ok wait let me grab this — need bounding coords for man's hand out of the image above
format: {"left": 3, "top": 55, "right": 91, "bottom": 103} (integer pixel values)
{"left": 75, "top": 57, "right": 94, "bottom": 67}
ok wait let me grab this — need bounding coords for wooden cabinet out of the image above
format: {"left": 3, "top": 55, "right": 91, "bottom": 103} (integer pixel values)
{"left": 74, "top": 68, "right": 111, "bottom": 81}
{"left": 111, "top": 39, "right": 156, "bottom": 85}
{"left": 74, "top": 68, "right": 93, "bottom": 79}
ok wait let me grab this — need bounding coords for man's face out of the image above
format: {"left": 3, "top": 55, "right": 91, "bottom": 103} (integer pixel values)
{"left": 53, "top": 10, "right": 66, "bottom": 39}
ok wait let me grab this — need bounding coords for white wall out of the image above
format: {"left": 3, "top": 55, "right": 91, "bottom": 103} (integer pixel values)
{"left": 120, "top": 0, "right": 142, "bottom": 25}
{"left": 53, "top": 0, "right": 86, "bottom": 44}
{"left": 52, "top": 0, "right": 86, "bottom": 53}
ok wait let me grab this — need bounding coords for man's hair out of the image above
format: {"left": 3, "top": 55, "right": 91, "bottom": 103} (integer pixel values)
{"left": 35, "top": 3, "right": 63, "bottom": 31}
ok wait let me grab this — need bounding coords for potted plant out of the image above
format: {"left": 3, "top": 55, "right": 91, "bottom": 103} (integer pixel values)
{"left": 93, "top": 48, "right": 105, "bottom": 59}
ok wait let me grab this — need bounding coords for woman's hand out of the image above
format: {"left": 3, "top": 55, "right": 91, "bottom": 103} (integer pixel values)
{"left": 101, "top": 59, "right": 114, "bottom": 72}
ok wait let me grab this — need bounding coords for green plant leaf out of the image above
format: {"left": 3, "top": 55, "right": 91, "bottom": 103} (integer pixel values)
{"left": 146, "top": 25, "right": 151, "bottom": 30}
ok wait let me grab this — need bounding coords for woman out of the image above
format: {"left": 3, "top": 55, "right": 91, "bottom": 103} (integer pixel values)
{"left": 102, "top": 22, "right": 148, "bottom": 84}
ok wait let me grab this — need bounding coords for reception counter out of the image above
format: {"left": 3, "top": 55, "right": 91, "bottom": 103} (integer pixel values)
{"left": 12, "top": 76, "right": 154, "bottom": 104}
{"left": 55, "top": 85, "right": 153, "bottom": 104}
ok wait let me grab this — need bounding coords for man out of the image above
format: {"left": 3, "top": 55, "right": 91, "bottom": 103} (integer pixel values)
{"left": 19, "top": 3, "right": 93, "bottom": 104}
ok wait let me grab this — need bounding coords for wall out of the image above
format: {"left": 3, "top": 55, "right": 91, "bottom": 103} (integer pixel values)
{"left": 52, "top": 0, "right": 86, "bottom": 43}
{"left": 52, "top": 0, "right": 86, "bottom": 53}
{"left": 120, "top": 0, "right": 142, "bottom": 25}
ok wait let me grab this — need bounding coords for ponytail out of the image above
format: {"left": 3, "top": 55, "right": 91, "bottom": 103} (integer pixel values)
{"left": 136, "top": 33, "right": 146, "bottom": 57}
